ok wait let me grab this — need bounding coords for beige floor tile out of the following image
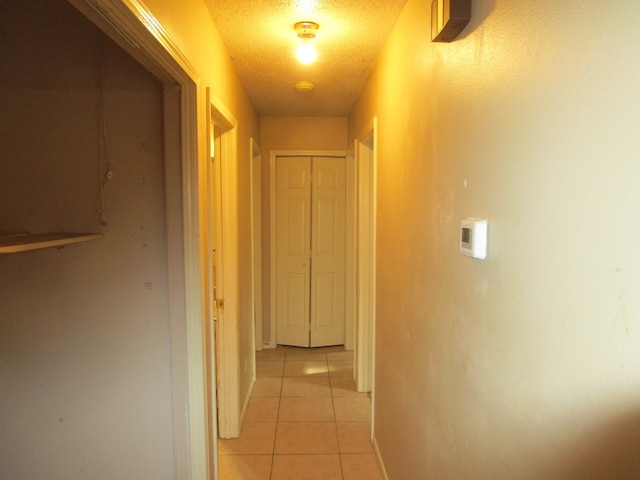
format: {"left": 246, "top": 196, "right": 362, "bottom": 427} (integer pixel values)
{"left": 327, "top": 360, "right": 354, "bottom": 377}
{"left": 283, "top": 360, "right": 328, "bottom": 377}
{"left": 341, "top": 453, "right": 384, "bottom": 480}
{"left": 245, "top": 397, "right": 280, "bottom": 423}
{"left": 252, "top": 377, "right": 283, "bottom": 397}
{"left": 274, "top": 422, "right": 338, "bottom": 454}
{"left": 256, "top": 359, "right": 285, "bottom": 377}
{"left": 218, "top": 422, "right": 276, "bottom": 455}
{"left": 218, "top": 346, "right": 378, "bottom": 477}
{"left": 281, "top": 376, "right": 331, "bottom": 397}
{"left": 332, "top": 396, "right": 372, "bottom": 422}
{"left": 271, "top": 454, "right": 342, "bottom": 480}
{"left": 329, "top": 377, "right": 368, "bottom": 397}
{"left": 316, "top": 345, "right": 351, "bottom": 354}
{"left": 284, "top": 347, "right": 328, "bottom": 361}
{"left": 217, "top": 454, "right": 272, "bottom": 480}
{"left": 256, "top": 347, "right": 287, "bottom": 361}
{"left": 281, "top": 346, "right": 309, "bottom": 354}
{"left": 278, "top": 396, "right": 335, "bottom": 422}
{"left": 326, "top": 350, "right": 354, "bottom": 361}
{"left": 336, "top": 422, "right": 374, "bottom": 453}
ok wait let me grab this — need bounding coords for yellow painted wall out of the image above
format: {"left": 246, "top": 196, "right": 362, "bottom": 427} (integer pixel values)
{"left": 261, "top": 116, "right": 348, "bottom": 152}
{"left": 350, "top": 0, "right": 640, "bottom": 478}
{"left": 139, "top": 0, "right": 261, "bottom": 432}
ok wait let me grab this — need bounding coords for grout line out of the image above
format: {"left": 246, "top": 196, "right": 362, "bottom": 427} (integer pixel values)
{"left": 269, "top": 349, "right": 287, "bottom": 479}
{"left": 329, "top": 353, "right": 346, "bottom": 479}
{"left": 268, "top": 349, "right": 283, "bottom": 480}
{"left": 230, "top": 346, "right": 362, "bottom": 479}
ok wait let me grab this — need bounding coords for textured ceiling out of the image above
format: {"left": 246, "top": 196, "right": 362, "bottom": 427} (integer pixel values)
{"left": 205, "top": 0, "right": 408, "bottom": 116}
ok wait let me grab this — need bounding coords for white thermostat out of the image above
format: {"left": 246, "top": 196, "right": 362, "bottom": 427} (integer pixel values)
{"left": 460, "top": 218, "right": 488, "bottom": 259}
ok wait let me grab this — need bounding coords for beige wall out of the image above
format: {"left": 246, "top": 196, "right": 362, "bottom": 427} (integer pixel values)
{"left": 261, "top": 116, "right": 348, "bottom": 152}
{"left": 259, "top": 116, "right": 348, "bottom": 345}
{"left": 349, "top": 0, "right": 640, "bottom": 478}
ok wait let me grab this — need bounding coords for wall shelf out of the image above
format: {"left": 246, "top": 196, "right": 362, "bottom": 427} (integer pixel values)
{"left": 0, "top": 232, "right": 102, "bottom": 254}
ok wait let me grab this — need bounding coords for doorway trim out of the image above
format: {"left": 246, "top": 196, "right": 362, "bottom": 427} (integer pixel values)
{"left": 345, "top": 146, "right": 356, "bottom": 352}
{"left": 67, "top": 1, "right": 210, "bottom": 478}
{"left": 268, "top": 149, "right": 348, "bottom": 348}
{"left": 355, "top": 118, "right": 377, "bottom": 396}
{"left": 250, "top": 139, "right": 263, "bottom": 352}
{"left": 207, "top": 89, "right": 240, "bottom": 440}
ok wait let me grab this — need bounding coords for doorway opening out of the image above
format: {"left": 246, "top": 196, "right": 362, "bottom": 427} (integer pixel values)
{"left": 68, "top": 1, "right": 211, "bottom": 477}
{"left": 250, "top": 139, "right": 264, "bottom": 352}
{"left": 268, "top": 150, "right": 352, "bottom": 350}
{"left": 205, "top": 89, "right": 241, "bottom": 441}
{"left": 355, "top": 117, "right": 377, "bottom": 396}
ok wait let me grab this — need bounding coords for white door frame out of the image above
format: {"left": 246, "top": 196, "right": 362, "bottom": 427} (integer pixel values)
{"left": 250, "top": 139, "right": 263, "bottom": 352}
{"left": 269, "top": 150, "right": 350, "bottom": 348}
{"left": 68, "top": 1, "right": 213, "bottom": 478}
{"left": 206, "top": 89, "right": 240, "bottom": 440}
{"left": 345, "top": 147, "right": 356, "bottom": 352}
{"left": 355, "top": 118, "right": 377, "bottom": 396}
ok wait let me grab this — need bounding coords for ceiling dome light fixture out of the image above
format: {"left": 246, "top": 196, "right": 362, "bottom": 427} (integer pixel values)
{"left": 294, "top": 21, "right": 319, "bottom": 65}
{"left": 295, "top": 80, "right": 315, "bottom": 92}
{"left": 294, "top": 21, "right": 319, "bottom": 38}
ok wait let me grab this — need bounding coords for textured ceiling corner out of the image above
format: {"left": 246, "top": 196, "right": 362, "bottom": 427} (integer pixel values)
{"left": 204, "top": 0, "right": 408, "bottom": 116}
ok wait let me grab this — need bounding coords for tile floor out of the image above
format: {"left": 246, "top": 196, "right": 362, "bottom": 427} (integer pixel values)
{"left": 218, "top": 346, "right": 383, "bottom": 480}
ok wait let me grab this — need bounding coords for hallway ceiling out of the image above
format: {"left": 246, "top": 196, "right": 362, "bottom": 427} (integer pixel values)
{"left": 204, "top": 0, "right": 408, "bottom": 117}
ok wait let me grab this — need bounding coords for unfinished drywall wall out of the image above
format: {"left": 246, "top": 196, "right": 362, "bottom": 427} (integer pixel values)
{"left": 349, "top": 0, "right": 640, "bottom": 478}
{"left": 0, "top": 2, "right": 173, "bottom": 479}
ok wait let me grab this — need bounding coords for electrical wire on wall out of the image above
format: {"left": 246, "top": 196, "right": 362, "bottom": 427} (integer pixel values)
{"left": 96, "top": 37, "right": 112, "bottom": 227}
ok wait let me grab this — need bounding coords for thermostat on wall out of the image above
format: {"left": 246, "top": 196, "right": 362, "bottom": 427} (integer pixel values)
{"left": 460, "top": 218, "right": 487, "bottom": 259}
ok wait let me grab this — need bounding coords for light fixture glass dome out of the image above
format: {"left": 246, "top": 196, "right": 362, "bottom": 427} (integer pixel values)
{"left": 294, "top": 21, "right": 319, "bottom": 65}
{"left": 296, "top": 43, "right": 317, "bottom": 64}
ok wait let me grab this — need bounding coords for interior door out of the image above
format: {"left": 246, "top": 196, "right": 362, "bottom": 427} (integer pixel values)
{"left": 205, "top": 120, "right": 223, "bottom": 466}
{"left": 276, "top": 156, "right": 311, "bottom": 347}
{"left": 276, "top": 156, "right": 346, "bottom": 347}
{"left": 310, "top": 157, "right": 346, "bottom": 346}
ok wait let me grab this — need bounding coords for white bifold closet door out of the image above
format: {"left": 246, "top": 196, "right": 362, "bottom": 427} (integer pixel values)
{"left": 276, "top": 156, "right": 346, "bottom": 347}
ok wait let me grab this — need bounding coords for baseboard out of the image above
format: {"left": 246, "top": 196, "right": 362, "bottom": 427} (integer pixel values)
{"left": 262, "top": 340, "right": 277, "bottom": 349}
{"left": 372, "top": 435, "right": 390, "bottom": 480}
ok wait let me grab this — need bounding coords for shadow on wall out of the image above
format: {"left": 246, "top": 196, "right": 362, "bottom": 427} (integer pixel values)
{"left": 458, "top": 0, "right": 496, "bottom": 41}
{"left": 552, "top": 409, "right": 640, "bottom": 480}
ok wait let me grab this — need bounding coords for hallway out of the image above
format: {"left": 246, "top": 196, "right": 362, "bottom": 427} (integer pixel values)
{"left": 218, "top": 346, "right": 383, "bottom": 479}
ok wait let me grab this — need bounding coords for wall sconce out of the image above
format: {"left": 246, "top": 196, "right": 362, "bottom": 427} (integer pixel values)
{"left": 294, "top": 21, "right": 319, "bottom": 64}
{"left": 431, "top": 0, "right": 471, "bottom": 42}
